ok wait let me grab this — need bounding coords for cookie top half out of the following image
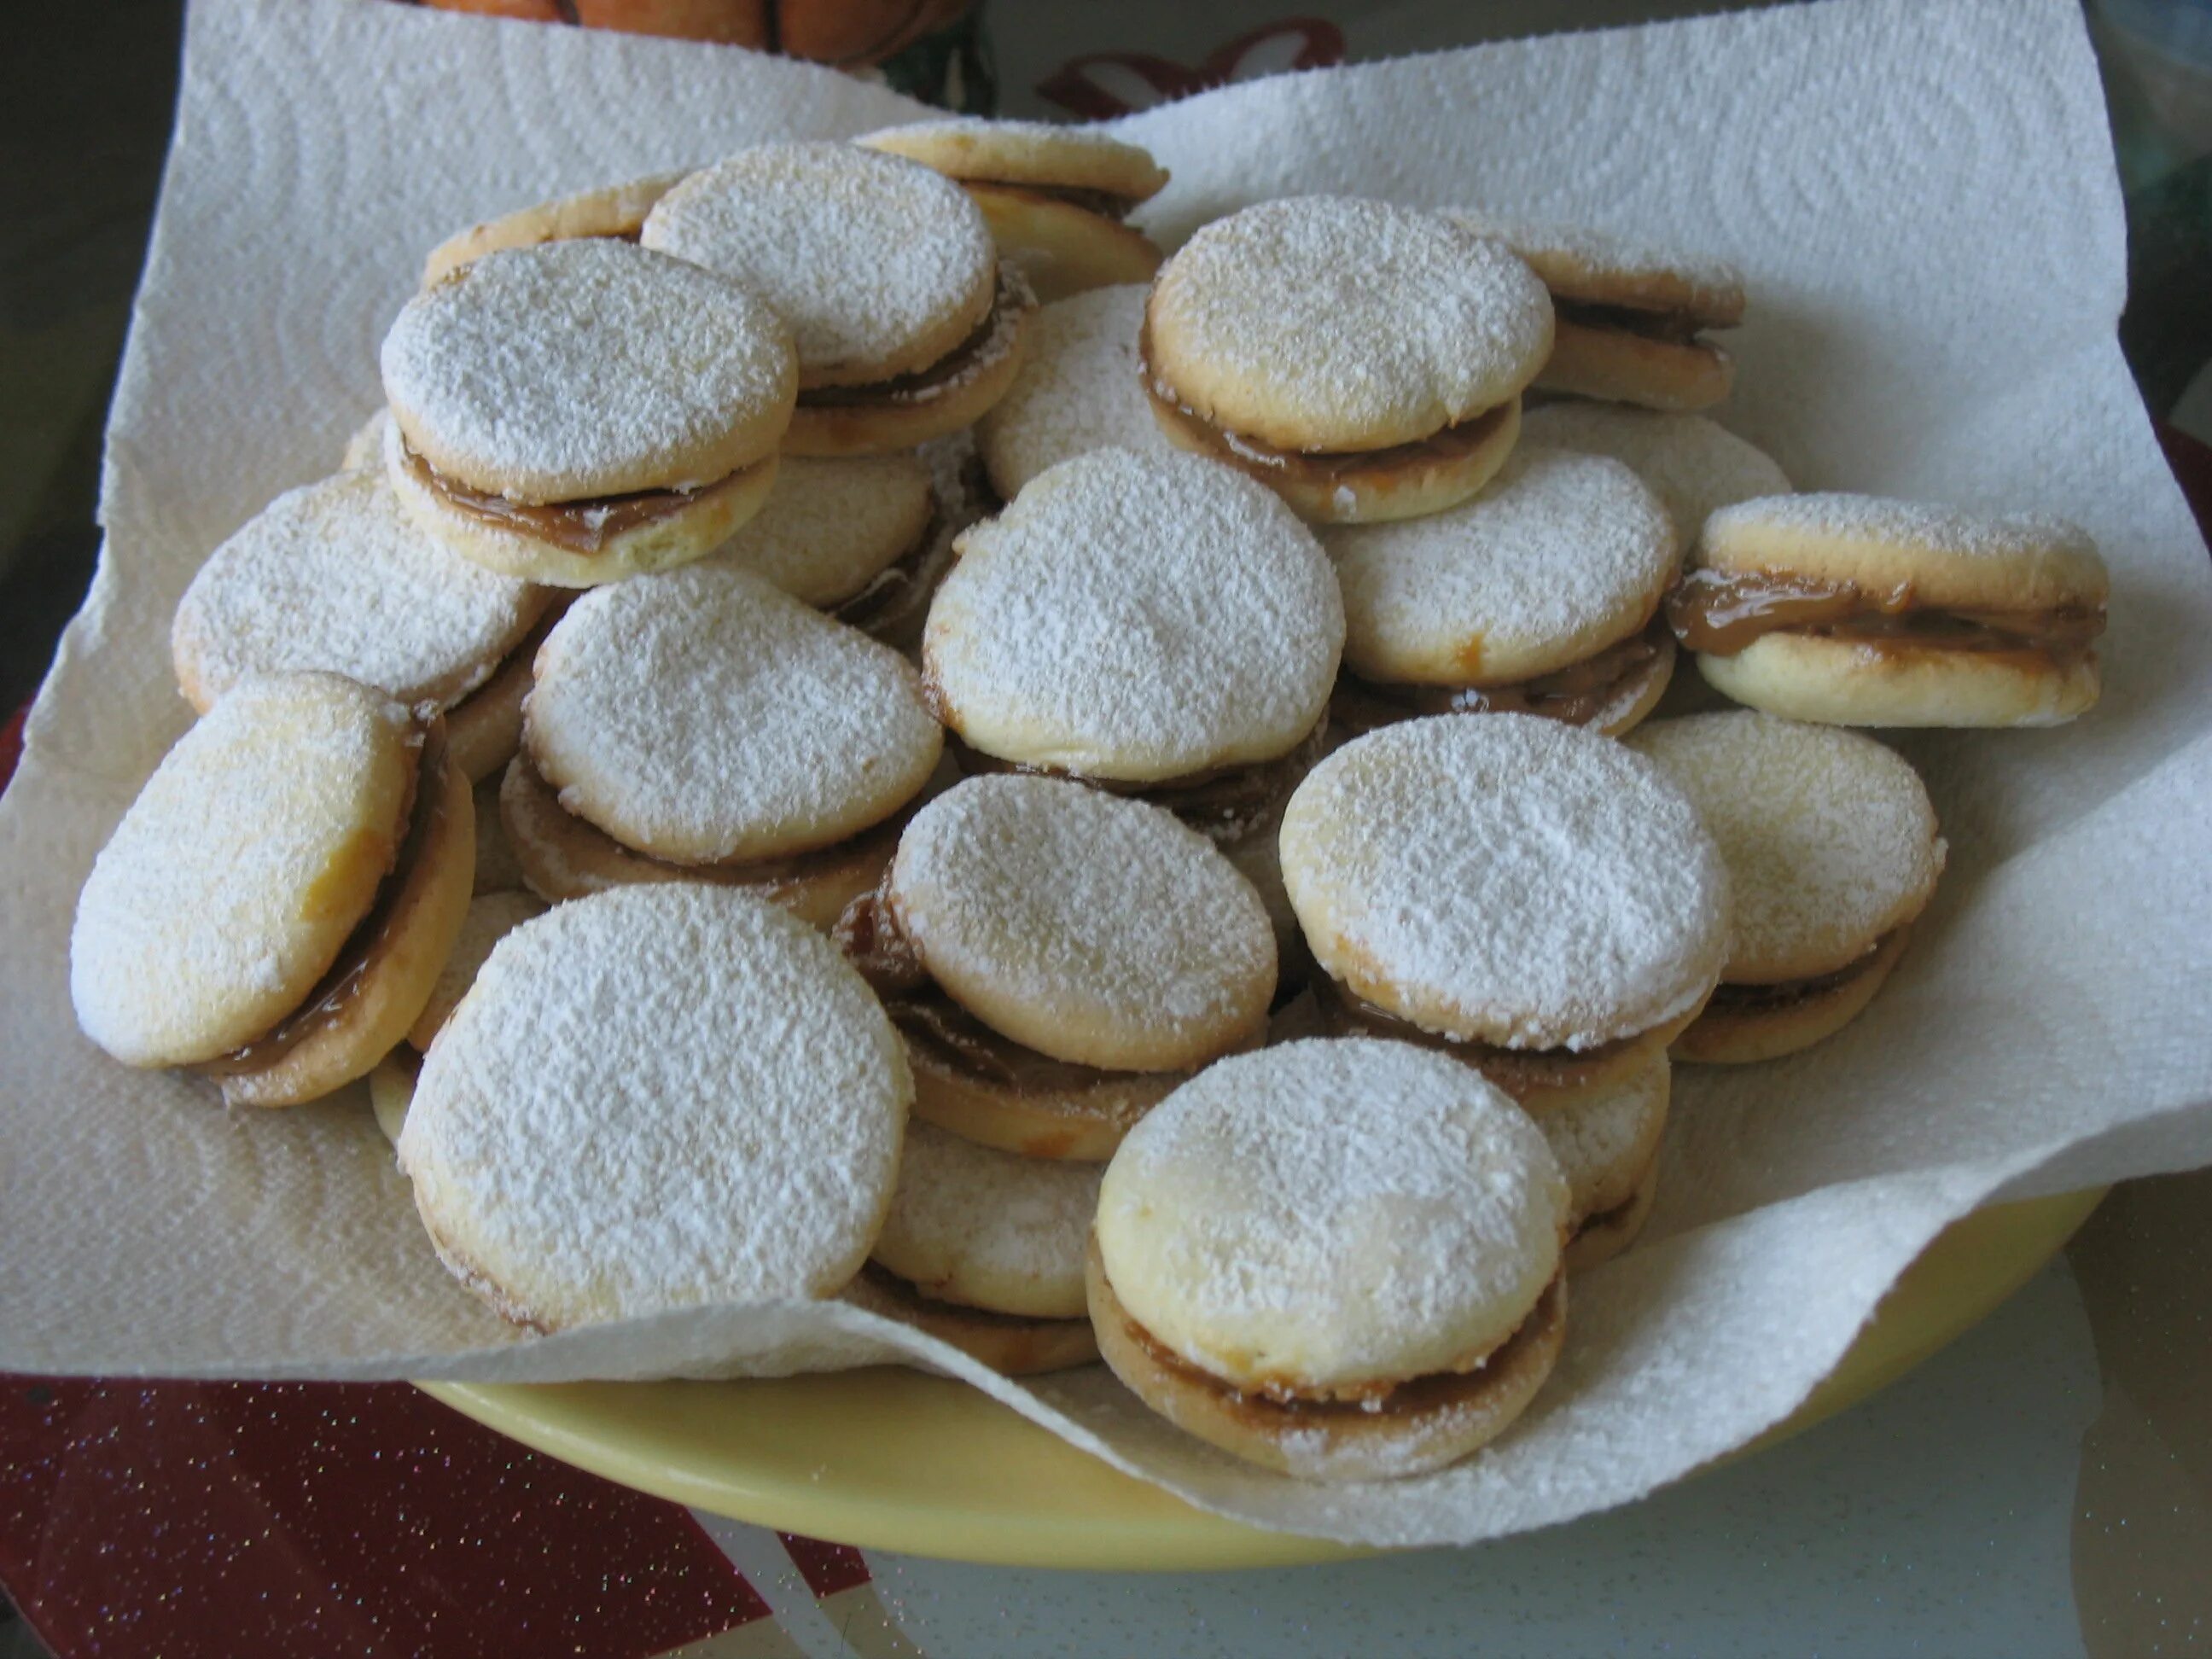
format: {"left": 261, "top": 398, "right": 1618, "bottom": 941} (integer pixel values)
{"left": 923, "top": 447, "right": 1343, "bottom": 780}
{"left": 642, "top": 142, "right": 998, "bottom": 389}
{"left": 381, "top": 239, "right": 796, "bottom": 503}
{"left": 857, "top": 119, "right": 1168, "bottom": 202}
{"left": 1145, "top": 197, "right": 1553, "bottom": 452}
{"left": 975, "top": 284, "right": 1167, "bottom": 499}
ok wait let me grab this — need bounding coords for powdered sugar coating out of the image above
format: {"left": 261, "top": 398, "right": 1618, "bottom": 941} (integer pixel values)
{"left": 381, "top": 240, "right": 796, "bottom": 502}
{"left": 924, "top": 447, "right": 1343, "bottom": 780}
{"left": 975, "top": 285, "right": 1167, "bottom": 498}
{"left": 71, "top": 673, "right": 416, "bottom": 1067}
{"left": 703, "top": 452, "right": 934, "bottom": 608}
{"left": 1535, "top": 1057, "right": 1669, "bottom": 1222}
{"left": 1520, "top": 405, "right": 1789, "bottom": 542}
{"left": 891, "top": 775, "right": 1275, "bottom": 1070}
{"left": 642, "top": 143, "right": 997, "bottom": 386}
{"left": 1281, "top": 714, "right": 1730, "bottom": 1050}
{"left": 1324, "top": 446, "right": 1676, "bottom": 684}
{"left": 857, "top": 119, "right": 1168, "bottom": 199}
{"left": 1096, "top": 1037, "right": 1568, "bottom": 1390}
{"left": 871, "top": 1119, "right": 1102, "bottom": 1318}
{"left": 172, "top": 469, "right": 544, "bottom": 711}
{"left": 1702, "top": 492, "right": 2109, "bottom": 609}
{"left": 1145, "top": 198, "right": 1553, "bottom": 451}
{"left": 527, "top": 567, "right": 942, "bottom": 864}
{"left": 1448, "top": 210, "right": 1745, "bottom": 321}
{"left": 399, "top": 885, "right": 910, "bottom": 1329}
{"left": 1627, "top": 711, "right": 1944, "bottom": 982}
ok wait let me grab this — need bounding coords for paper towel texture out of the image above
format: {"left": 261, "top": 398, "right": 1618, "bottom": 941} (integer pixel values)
{"left": 1, "top": 0, "right": 2208, "bottom": 1547}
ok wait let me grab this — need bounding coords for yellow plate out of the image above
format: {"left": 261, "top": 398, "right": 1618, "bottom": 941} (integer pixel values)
{"left": 422, "top": 1188, "right": 2103, "bottom": 1570}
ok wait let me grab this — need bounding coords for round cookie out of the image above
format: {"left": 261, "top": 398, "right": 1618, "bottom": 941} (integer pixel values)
{"left": 844, "top": 1265, "right": 1101, "bottom": 1376}
{"left": 1144, "top": 198, "right": 1551, "bottom": 521}
{"left": 870, "top": 1119, "right": 1102, "bottom": 1318}
{"left": 1519, "top": 404, "right": 1789, "bottom": 544}
{"left": 974, "top": 285, "right": 1168, "bottom": 501}
{"left": 1090, "top": 1038, "right": 1569, "bottom": 1481}
{"left": 405, "top": 888, "right": 546, "bottom": 1050}
{"left": 172, "top": 469, "right": 549, "bottom": 713}
{"left": 399, "top": 884, "right": 911, "bottom": 1330}
{"left": 441, "top": 601, "right": 557, "bottom": 785}
{"left": 703, "top": 451, "right": 935, "bottom": 610}
{"left": 1563, "top": 1161, "right": 1659, "bottom": 1274}
{"left": 923, "top": 447, "right": 1342, "bottom": 784}
{"left": 1452, "top": 212, "right": 1744, "bottom": 411}
{"left": 1534, "top": 1055, "right": 1669, "bottom": 1245}
{"left": 420, "top": 170, "right": 684, "bottom": 286}
{"left": 641, "top": 143, "right": 1031, "bottom": 455}
{"left": 1673, "top": 493, "right": 2108, "bottom": 728}
{"left": 370, "top": 1048, "right": 419, "bottom": 1148}
{"left": 525, "top": 565, "right": 943, "bottom": 865}
{"left": 1627, "top": 711, "right": 1945, "bottom": 1061}
{"left": 1325, "top": 446, "right": 1678, "bottom": 736}
{"left": 1283, "top": 714, "right": 1730, "bottom": 1097}
{"left": 381, "top": 240, "right": 795, "bottom": 585}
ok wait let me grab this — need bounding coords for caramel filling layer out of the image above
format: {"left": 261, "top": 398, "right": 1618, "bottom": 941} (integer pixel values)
{"left": 968, "top": 180, "right": 1138, "bottom": 221}
{"left": 1333, "top": 624, "right": 1668, "bottom": 735}
{"left": 930, "top": 720, "right": 1328, "bottom": 849}
{"left": 831, "top": 509, "right": 946, "bottom": 640}
{"left": 1552, "top": 298, "right": 1716, "bottom": 347}
{"left": 1666, "top": 568, "right": 2105, "bottom": 666}
{"left": 1139, "top": 323, "right": 1514, "bottom": 487}
{"left": 195, "top": 725, "right": 448, "bottom": 1077}
{"left": 1121, "top": 1272, "right": 1561, "bottom": 1416}
{"left": 835, "top": 888, "right": 1181, "bottom": 1096}
{"left": 405, "top": 442, "right": 766, "bottom": 555}
{"left": 1704, "top": 928, "right": 1905, "bottom": 1016}
{"left": 800, "top": 274, "right": 1025, "bottom": 410}
{"left": 1312, "top": 975, "right": 1645, "bottom": 1098}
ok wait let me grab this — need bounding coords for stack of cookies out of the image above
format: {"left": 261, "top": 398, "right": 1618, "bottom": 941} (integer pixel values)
{"left": 67, "top": 119, "right": 2113, "bottom": 1487}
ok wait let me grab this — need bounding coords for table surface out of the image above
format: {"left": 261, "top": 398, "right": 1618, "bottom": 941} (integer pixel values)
{"left": 2, "top": 3, "right": 2209, "bottom": 1655}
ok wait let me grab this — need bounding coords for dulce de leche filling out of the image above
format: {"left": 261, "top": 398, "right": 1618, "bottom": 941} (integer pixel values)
{"left": 1138, "top": 323, "right": 1515, "bottom": 489}
{"left": 1118, "top": 1271, "right": 1563, "bottom": 1415}
{"left": 1666, "top": 568, "right": 2106, "bottom": 666}
{"left": 800, "top": 272, "right": 1027, "bottom": 410}
{"left": 1333, "top": 623, "right": 1669, "bottom": 736}
{"left": 403, "top": 439, "right": 765, "bottom": 556}
{"left": 1551, "top": 298, "right": 1718, "bottom": 349}
{"left": 1703, "top": 927, "right": 1906, "bottom": 1017}
{"left": 830, "top": 509, "right": 949, "bottom": 643}
{"left": 836, "top": 887, "right": 1181, "bottom": 1097}
{"left": 967, "top": 180, "right": 1140, "bottom": 221}
{"left": 194, "top": 725, "right": 449, "bottom": 1078}
{"left": 1311, "top": 975, "right": 1645, "bottom": 1100}
{"left": 931, "top": 721, "right": 1329, "bottom": 849}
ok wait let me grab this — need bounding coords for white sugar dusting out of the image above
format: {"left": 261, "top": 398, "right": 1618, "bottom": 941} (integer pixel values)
{"left": 1448, "top": 209, "right": 1744, "bottom": 313}
{"left": 1521, "top": 404, "right": 1790, "bottom": 542}
{"left": 872, "top": 1119, "right": 1101, "bottom": 1316}
{"left": 401, "top": 885, "right": 910, "bottom": 1324}
{"left": 172, "top": 469, "right": 543, "bottom": 708}
{"left": 1534, "top": 1059, "right": 1668, "bottom": 1216}
{"left": 642, "top": 142, "right": 996, "bottom": 381}
{"left": 1705, "top": 492, "right": 2098, "bottom": 563}
{"left": 894, "top": 775, "right": 1275, "bottom": 1041}
{"left": 975, "top": 285, "right": 1168, "bottom": 497}
{"left": 1627, "top": 711, "right": 1945, "bottom": 981}
{"left": 380, "top": 239, "right": 795, "bottom": 502}
{"left": 1324, "top": 446, "right": 1676, "bottom": 683}
{"left": 527, "top": 566, "right": 943, "bottom": 864}
{"left": 924, "top": 447, "right": 1344, "bottom": 777}
{"left": 1283, "top": 714, "right": 1730, "bottom": 1049}
{"left": 1096, "top": 1039, "right": 1569, "bottom": 1389}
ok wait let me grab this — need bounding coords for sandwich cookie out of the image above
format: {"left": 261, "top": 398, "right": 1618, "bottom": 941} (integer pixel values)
{"left": 1089, "top": 1038, "right": 1570, "bottom": 1481}
{"left": 1536, "top": 1057, "right": 1670, "bottom": 1272}
{"left": 850, "top": 1119, "right": 1104, "bottom": 1375}
{"left": 70, "top": 672, "right": 474, "bottom": 1108}
{"left": 704, "top": 451, "right": 949, "bottom": 650}
{"left": 1627, "top": 711, "right": 1945, "bottom": 1062}
{"left": 923, "top": 447, "right": 1344, "bottom": 853}
{"left": 1143, "top": 197, "right": 1551, "bottom": 522}
{"left": 1668, "top": 494, "right": 2109, "bottom": 727}
{"left": 974, "top": 284, "right": 1169, "bottom": 504}
{"left": 1452, "top": 213, "right": 1743, "bottom": 411}
{"left": 858, "top": 119, "right": 1168, "bottom": 302}
{"left": 1284, "top": 713, "right": 1730, "bottom": 1108}
{"left": 381, "top": 239, "right": 795, "bottom": 587}
{"left": 1519, "top": 403, "right": 1789, "bottom": 546}
{"left": 1327, "top": 446, "right": 1679, "bottom": 739}
{"left": 420, "top": 171, "right": 684, "bottom": 287}
{"left": 404, "top": 889, "right": 546, "bottom": 1051}
{"left": 836, "top": 773, "right": 1275, "bottom": 1161}
{"left": 399, "top": 885, "right": 909, "bottom": 1330}
{"left": 641, "top": 143, "right": 1033, "bottom": 456}
{"left": 506, "top": 565, "right": 944, "bottom": 928}
{"left": 171, "top": 469, "right": 553, "bottom": 783}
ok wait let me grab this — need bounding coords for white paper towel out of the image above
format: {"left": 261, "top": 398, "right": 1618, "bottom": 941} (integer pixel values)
{"left": 1, "top": 0, "right": 2209, "bottom": 1548}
